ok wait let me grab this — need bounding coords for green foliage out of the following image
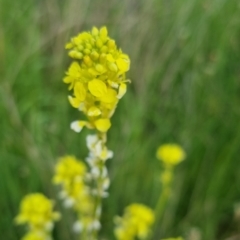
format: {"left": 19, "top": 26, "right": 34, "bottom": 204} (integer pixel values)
{"left": 1, "top": 0, "right": 240, "bottom": 239}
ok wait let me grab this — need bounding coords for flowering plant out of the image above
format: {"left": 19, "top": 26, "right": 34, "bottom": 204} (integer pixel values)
{"left": 16, "top": 26, "right": 185, "bottom": 240}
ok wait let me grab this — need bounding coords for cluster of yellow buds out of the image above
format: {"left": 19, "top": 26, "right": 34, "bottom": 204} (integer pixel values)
{"left": 21, "top": 231, "right": 50, "bottom": 240}
{"left": 64, "top": 26, "right": 130, "bottom": 133}
{"left": 114, "top": 203, "right": 155, "bottom": 240}
{"left": 156, "top": 144, "right": 186, "bottom": 167}
{"left": 15, "top": 193, "right": 60, "bottom": 240}
{"left": 156, "top": 144, "right": 185, "bottom": 186}
{"left": 52, "top": 155, "right": 96, "bottom": 233}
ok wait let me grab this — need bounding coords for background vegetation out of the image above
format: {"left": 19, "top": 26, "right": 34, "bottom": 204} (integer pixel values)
{"left": 1, "top": 0, "right": 240, "bottom": 239}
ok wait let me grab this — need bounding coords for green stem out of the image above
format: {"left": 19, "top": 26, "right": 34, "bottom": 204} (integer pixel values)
{"left": 81, "top": 228, "right": 88, "bottom": 240}
{"left": 154, "top": 167, "right": 173, "bottom": 233}
{"left": 155, "top": 185, "right": 170, "bottom": 222}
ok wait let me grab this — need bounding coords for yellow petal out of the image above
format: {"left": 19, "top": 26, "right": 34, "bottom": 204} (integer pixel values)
{"left": 87, "top": 106, "right": 101, "bottom": 116}
{"left": 117, "top": 83, "right": 127, "bottom": 99}
{"left": 68, "top": 96, "right": 81, "bottom": 108}
{"left": 63, "top": 76, "right": 73, "bottom": 84}
{"left": 116, "top": 58, "right": 130, "bottom": 72}
{"left": 68, "top": 62, "right": 81, "bottom": 76}
{"left": 100, "top": 88, "right": 117, "bottom": 103}
{"left": 88, "top": 79, "right": 107, "bottom": 97}
{"left": 74, "top": 82, "right": 86, "bottom": 101}
{"left": 95, "top": 118, "right": 111, "bottom": 132}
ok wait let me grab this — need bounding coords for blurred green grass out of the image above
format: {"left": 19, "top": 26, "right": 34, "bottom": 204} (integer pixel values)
{"left": 1, "top": 0, "right": 240, "bottom": 239}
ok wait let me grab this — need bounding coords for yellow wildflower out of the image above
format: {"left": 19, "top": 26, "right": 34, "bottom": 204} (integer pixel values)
{"left": 156, "top": 144, "right": 186, "bottom": 166}
{"left": 15, "top": 193, "right": 60, "bottom": 230}
{"left": 114, "top": 204, "right": 155, "bottom": 240}
{"left": 53, "top": 155, "right": 95, "bottom": 232}
{"left": 88, "top": 79, "right": 108, "bottom": 98}
{"left": 63, "top": 61, "right": 82, "bottom": 90}
{"left": 53, "top": 155, "right": 86, "bottom": 186}
{"left": 64, "top": 26, "right": 130, "bottom": 133}
{"left": 53, "top": 156, "right": 91, "bottom": 205}
{"left": 94, "top": 118, "right": 111, "bottom": 132}
{"left": 22, "top": 231, "right": 49, "bottom": 240}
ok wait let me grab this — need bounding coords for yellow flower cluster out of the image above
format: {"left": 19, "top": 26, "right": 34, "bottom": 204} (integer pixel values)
{"left": 64, "top": 26, "right": 130, "bottom": 133}
{"left": 114, "top": 204, "right": 155, "bottom": 240}
{"left": 53, "top": 155, "right": 95, "bottom": 232}
{"left": 15, "top": 193, "right": 60, "bottom": 240}
{"left": 156, "top": 144, "right": 186, "bottom": 167}
{"left": 53, "top": 155, "right": 86, "bottom": 188}
{"left": 22, "top": 231, "right": 50, "bottom": 240}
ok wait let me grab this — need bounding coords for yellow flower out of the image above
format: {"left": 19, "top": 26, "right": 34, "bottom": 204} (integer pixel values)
{"left": 74, "top": 190, "right": 94, "bottom": 215}
{"left": 94, "top": 118, "right": 111, "bottom": 132}
{"left": 88, "top": 79, "right": 108, "bottom": 98}
{"left": 63, "top": 61, "right": 82, "bottom": 90}
{"left": 52, "top": 155, "right": 92, "bottom": 206}
{"left": 53, "top": 155, "right": 87, "bottom": 185}
{"left": 15, "top": 193, "right": 60, "bottom": 230}
{"left": 64, "top": 26, "right": 130, "bottom": 133}
{"left": 53, "top": 155, "right": 95, "bottom": 231}
{"left": 156, "top": 144, "right": 186, "bottom": 166}
{"left": 22, "top": 231, "right": 49, "bottom": 240}
{"left": 74, "top": 82, "right": 87, "bottom": 101}
{"left": 114, "top": 204, "right": 155, "bottom": 240}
